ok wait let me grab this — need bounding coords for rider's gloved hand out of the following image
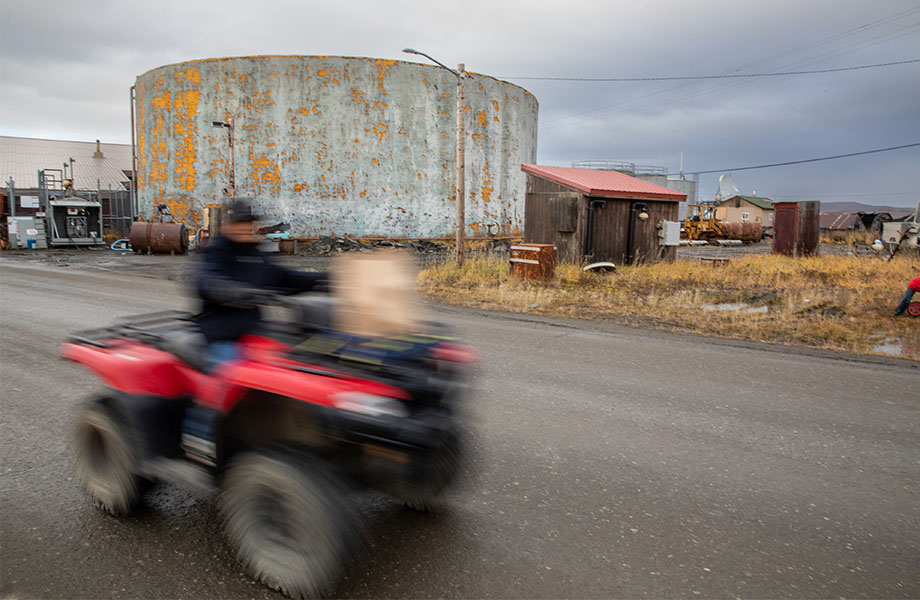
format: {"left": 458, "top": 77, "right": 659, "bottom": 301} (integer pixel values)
{"left": 311, "top": 278, "right": 331, "bottom": 294}
{"left": 232, "top": 287, "right": 278, "bottom": 308}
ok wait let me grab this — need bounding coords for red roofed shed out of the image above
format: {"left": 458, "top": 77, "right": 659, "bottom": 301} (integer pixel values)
{"left": 521, "top": 164, "right": 686, "bottom": 264}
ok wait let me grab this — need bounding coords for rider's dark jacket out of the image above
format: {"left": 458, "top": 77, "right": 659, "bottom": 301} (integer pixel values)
{"left": 194, "top": 235, "right": 325, "bottom": 343}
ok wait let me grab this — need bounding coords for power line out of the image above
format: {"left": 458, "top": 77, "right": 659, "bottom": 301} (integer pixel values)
{"left": 724, "top": 7, "right": 920, "bottom": 72}
{"left": 769, "top": 191, "right": 917, "bottom": 198}
{"left": 505, "top": 58, "right": 920, "bottom": 82}
{"left": 538, "top": 8, "right": 920, "bottom": 126}
{"left": 672, "top": 143, "right": 920, "bottom": 176}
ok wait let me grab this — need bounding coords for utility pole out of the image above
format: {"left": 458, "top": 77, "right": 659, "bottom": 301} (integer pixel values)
{"left": 403, "top": 48, "right": 467, "bottom": 264}
{"left": 455, "top": 64, "right": 466, "bottom": 265}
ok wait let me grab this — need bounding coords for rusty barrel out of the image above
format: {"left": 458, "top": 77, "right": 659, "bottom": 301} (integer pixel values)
{"left": 129, "top": 221, "right": 188, "bottom": 254}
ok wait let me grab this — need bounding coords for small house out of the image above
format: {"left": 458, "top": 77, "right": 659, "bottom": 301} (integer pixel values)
{"left": 521, "top": 164, "right": 686, "bottom": 264}
{"left": 714, "top": 195, "right": 774, "bottom": 232}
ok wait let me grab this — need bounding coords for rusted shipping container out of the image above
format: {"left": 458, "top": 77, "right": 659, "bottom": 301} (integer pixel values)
{"left": 773, "top": 201, "right": 820, "bottom": 256}
{"left": 522, "top": 165, "right": 685, "bottom": 264}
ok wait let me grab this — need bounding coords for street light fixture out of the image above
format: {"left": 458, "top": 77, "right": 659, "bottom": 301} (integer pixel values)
{"left": 403, "top": 48, "right": 467, "bottom": 264}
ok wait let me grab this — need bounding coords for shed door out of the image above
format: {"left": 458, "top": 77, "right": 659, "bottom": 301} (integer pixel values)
{"left": 773, "top": 203, "right": 797, "bottom": 256}
{"left": 589, "top": 200, "right": 630, "bottom": 263}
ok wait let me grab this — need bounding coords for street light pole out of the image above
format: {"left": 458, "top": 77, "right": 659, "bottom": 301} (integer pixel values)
{"left": 403, "top": 48, "right": 466, "bottom": 264}
{"left": 212, "top": 119, "right": 235, "bottom": 198}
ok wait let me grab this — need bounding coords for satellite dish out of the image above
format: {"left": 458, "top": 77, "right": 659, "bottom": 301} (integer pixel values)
{"left": 715, "top": 173, "right": 740, "bottom": 203}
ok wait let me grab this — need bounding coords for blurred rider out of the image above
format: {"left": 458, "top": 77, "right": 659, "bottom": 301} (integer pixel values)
{"left": 194, "top": 197, "right": 327, "bottom": 367}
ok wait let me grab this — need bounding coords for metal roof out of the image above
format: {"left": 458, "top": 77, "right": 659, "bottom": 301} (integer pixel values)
{"left": 820, "top": 212, "right": 861, "bottom": 230}
{"left": 521, "top": 164, "right": 687, "bottom": 201}
{"left": 719, "top": 194, "right": 775, "bottom": 210}
{"left": 0, "top": 136, "right": 132, "bottom": 191}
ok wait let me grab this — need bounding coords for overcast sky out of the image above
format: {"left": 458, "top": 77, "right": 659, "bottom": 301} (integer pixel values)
{"left": 1, "top": 0, "right": 918, "bottom": 207}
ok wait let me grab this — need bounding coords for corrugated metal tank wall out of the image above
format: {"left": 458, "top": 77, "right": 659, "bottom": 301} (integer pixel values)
{"left": 134, "top": 55, "right": 539, "bottom": 238}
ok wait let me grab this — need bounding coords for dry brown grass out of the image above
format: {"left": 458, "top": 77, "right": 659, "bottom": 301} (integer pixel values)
{"left": 418, "top": 254, "right": 920, "bottom": 360}
{"left": 820, "top": 231, "right": 875, "bottom": 245}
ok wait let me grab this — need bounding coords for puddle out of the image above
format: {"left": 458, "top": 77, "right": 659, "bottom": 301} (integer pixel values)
{"left": 700, "top": 303, "right": 769, "bottom": 313}
{"left": 872, "top": 338, "right": 916, "bottom": 358}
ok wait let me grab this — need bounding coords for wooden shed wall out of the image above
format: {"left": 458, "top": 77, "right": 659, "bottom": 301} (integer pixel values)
{"left": 590, "top": 198, "right": 678, "bottom": 264}
{"left": 524, "top": 176, "right": 586, "bottom": 262}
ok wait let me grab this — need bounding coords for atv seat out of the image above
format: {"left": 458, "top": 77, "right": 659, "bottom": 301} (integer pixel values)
{"left": 158, "top": 326, "right": 210, "bottom": 371}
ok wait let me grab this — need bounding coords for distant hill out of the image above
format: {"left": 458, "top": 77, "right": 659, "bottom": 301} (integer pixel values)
{"left": 820, "top": 201, "right": 916, "bottom": 217}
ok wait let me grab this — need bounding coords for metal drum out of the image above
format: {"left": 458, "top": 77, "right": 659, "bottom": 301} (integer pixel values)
{"left": 129, "top": 222, "right": 189, "bottom": 254}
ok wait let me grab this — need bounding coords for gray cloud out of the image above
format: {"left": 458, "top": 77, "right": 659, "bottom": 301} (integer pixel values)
{"left": 2, "top": 0, "right": 918, "bottom": 206}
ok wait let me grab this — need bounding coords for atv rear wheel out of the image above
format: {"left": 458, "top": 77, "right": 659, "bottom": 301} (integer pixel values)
{"left": 72, "top": 400, "right": 147, "bottom": 516}
{"left": 221, "top": 450, "right": 357, "bottom": 599}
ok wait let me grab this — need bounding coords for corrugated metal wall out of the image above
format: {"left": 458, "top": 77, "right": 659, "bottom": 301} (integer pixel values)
{"left": 774, "top": 201, "right": 819, "bottom": 256}
{"left": 134, "top": 56, "right": 538, "bottom": 238}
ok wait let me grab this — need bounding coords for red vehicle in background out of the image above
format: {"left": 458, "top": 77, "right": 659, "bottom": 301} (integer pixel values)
{"left": 61, "top": 294, "right": 475, "bottom": 599}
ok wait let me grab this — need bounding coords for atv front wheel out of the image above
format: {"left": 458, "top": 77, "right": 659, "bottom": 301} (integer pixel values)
{"left": 221, "top": 450, "right": 358, "bottom": 599}
{"left": 391, "top": 430, "right": 465, "bottom": 513}
{"left": 72, "top": 400, "right": 147, "bottom": 516}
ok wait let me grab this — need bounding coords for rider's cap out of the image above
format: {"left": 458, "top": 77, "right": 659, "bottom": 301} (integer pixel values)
{"left": 228, "top": 197, "right": 260, "bottom": 222}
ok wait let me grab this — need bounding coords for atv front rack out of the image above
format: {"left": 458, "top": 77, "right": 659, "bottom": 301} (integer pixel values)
{"left": 285, "top": 330, "right": 463, "bottom": 404}
{"left": 66, "top": 311, "right": 196, "bottom": 348}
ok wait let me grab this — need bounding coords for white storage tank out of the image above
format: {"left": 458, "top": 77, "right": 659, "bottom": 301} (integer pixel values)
{"left": 134, "top": 55, "right": 538, "bottom": 238}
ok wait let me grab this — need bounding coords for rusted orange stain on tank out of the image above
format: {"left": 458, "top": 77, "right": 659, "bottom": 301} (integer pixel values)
{"left": 477, "top": 159, "right": 495, "bottom": 206}
{"left": 174, "top": 67, "right": 201, "bottom": 85}
{"left": 249, "top": 152, "right": 282, "bottom": 193}
{"left": 365, "top": 123, "right": 388, "bottom": 143}
{"left": 375, "top": 59, "right": 396, "bottom": 91}
{"left": 491, "top": 100, "right": 501, "bottom": 121}
{"left": 315, "top": 68, "right": 339, "bottom": 87}
{"left": 298, "top": 99, "right": 321, "bottom": 116}
{"left": 173, "top": 88, "right": 200, "bottom": 193}
{"left": 351, "top": 89, "right": 387, "bottom": 117}
{"left": 294, "top": 183, "right": 310, "bottom": 193}
{"left": 146, "top": 90, "right": 172, "bottom": 203}
{"left": 476, "top": 110, "right": 488, "bottom": 128}
{"left": 166, "top": 196, "right": 200, "bottom": 226}
{"left": 250, "top": 91, "right": 276, "bottom": 114}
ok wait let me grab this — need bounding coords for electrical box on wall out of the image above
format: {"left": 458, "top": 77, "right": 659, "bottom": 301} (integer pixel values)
{"left": 657, "top": 220, "right": 680, "bottom": 246}
{"left": 6, "top": 216, "right": 48, "bottom": 249}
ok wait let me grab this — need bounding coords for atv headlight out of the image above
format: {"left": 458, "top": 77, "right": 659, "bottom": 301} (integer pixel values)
{"left": 333, "top": 392, "right": 408, "bottom": 418}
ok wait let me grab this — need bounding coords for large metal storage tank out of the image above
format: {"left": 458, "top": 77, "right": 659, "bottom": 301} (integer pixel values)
{"left": 133, "top": 55, "right": 538, "bottom": 238}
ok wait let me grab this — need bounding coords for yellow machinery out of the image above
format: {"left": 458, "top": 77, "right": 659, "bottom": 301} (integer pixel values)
{"left": 683, "top": 204, "right": 725, "bottom": 241}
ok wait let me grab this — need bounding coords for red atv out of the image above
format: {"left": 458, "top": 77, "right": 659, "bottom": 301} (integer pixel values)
{"left": 61, "top": 295, "right": 475, "bottom": 599}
